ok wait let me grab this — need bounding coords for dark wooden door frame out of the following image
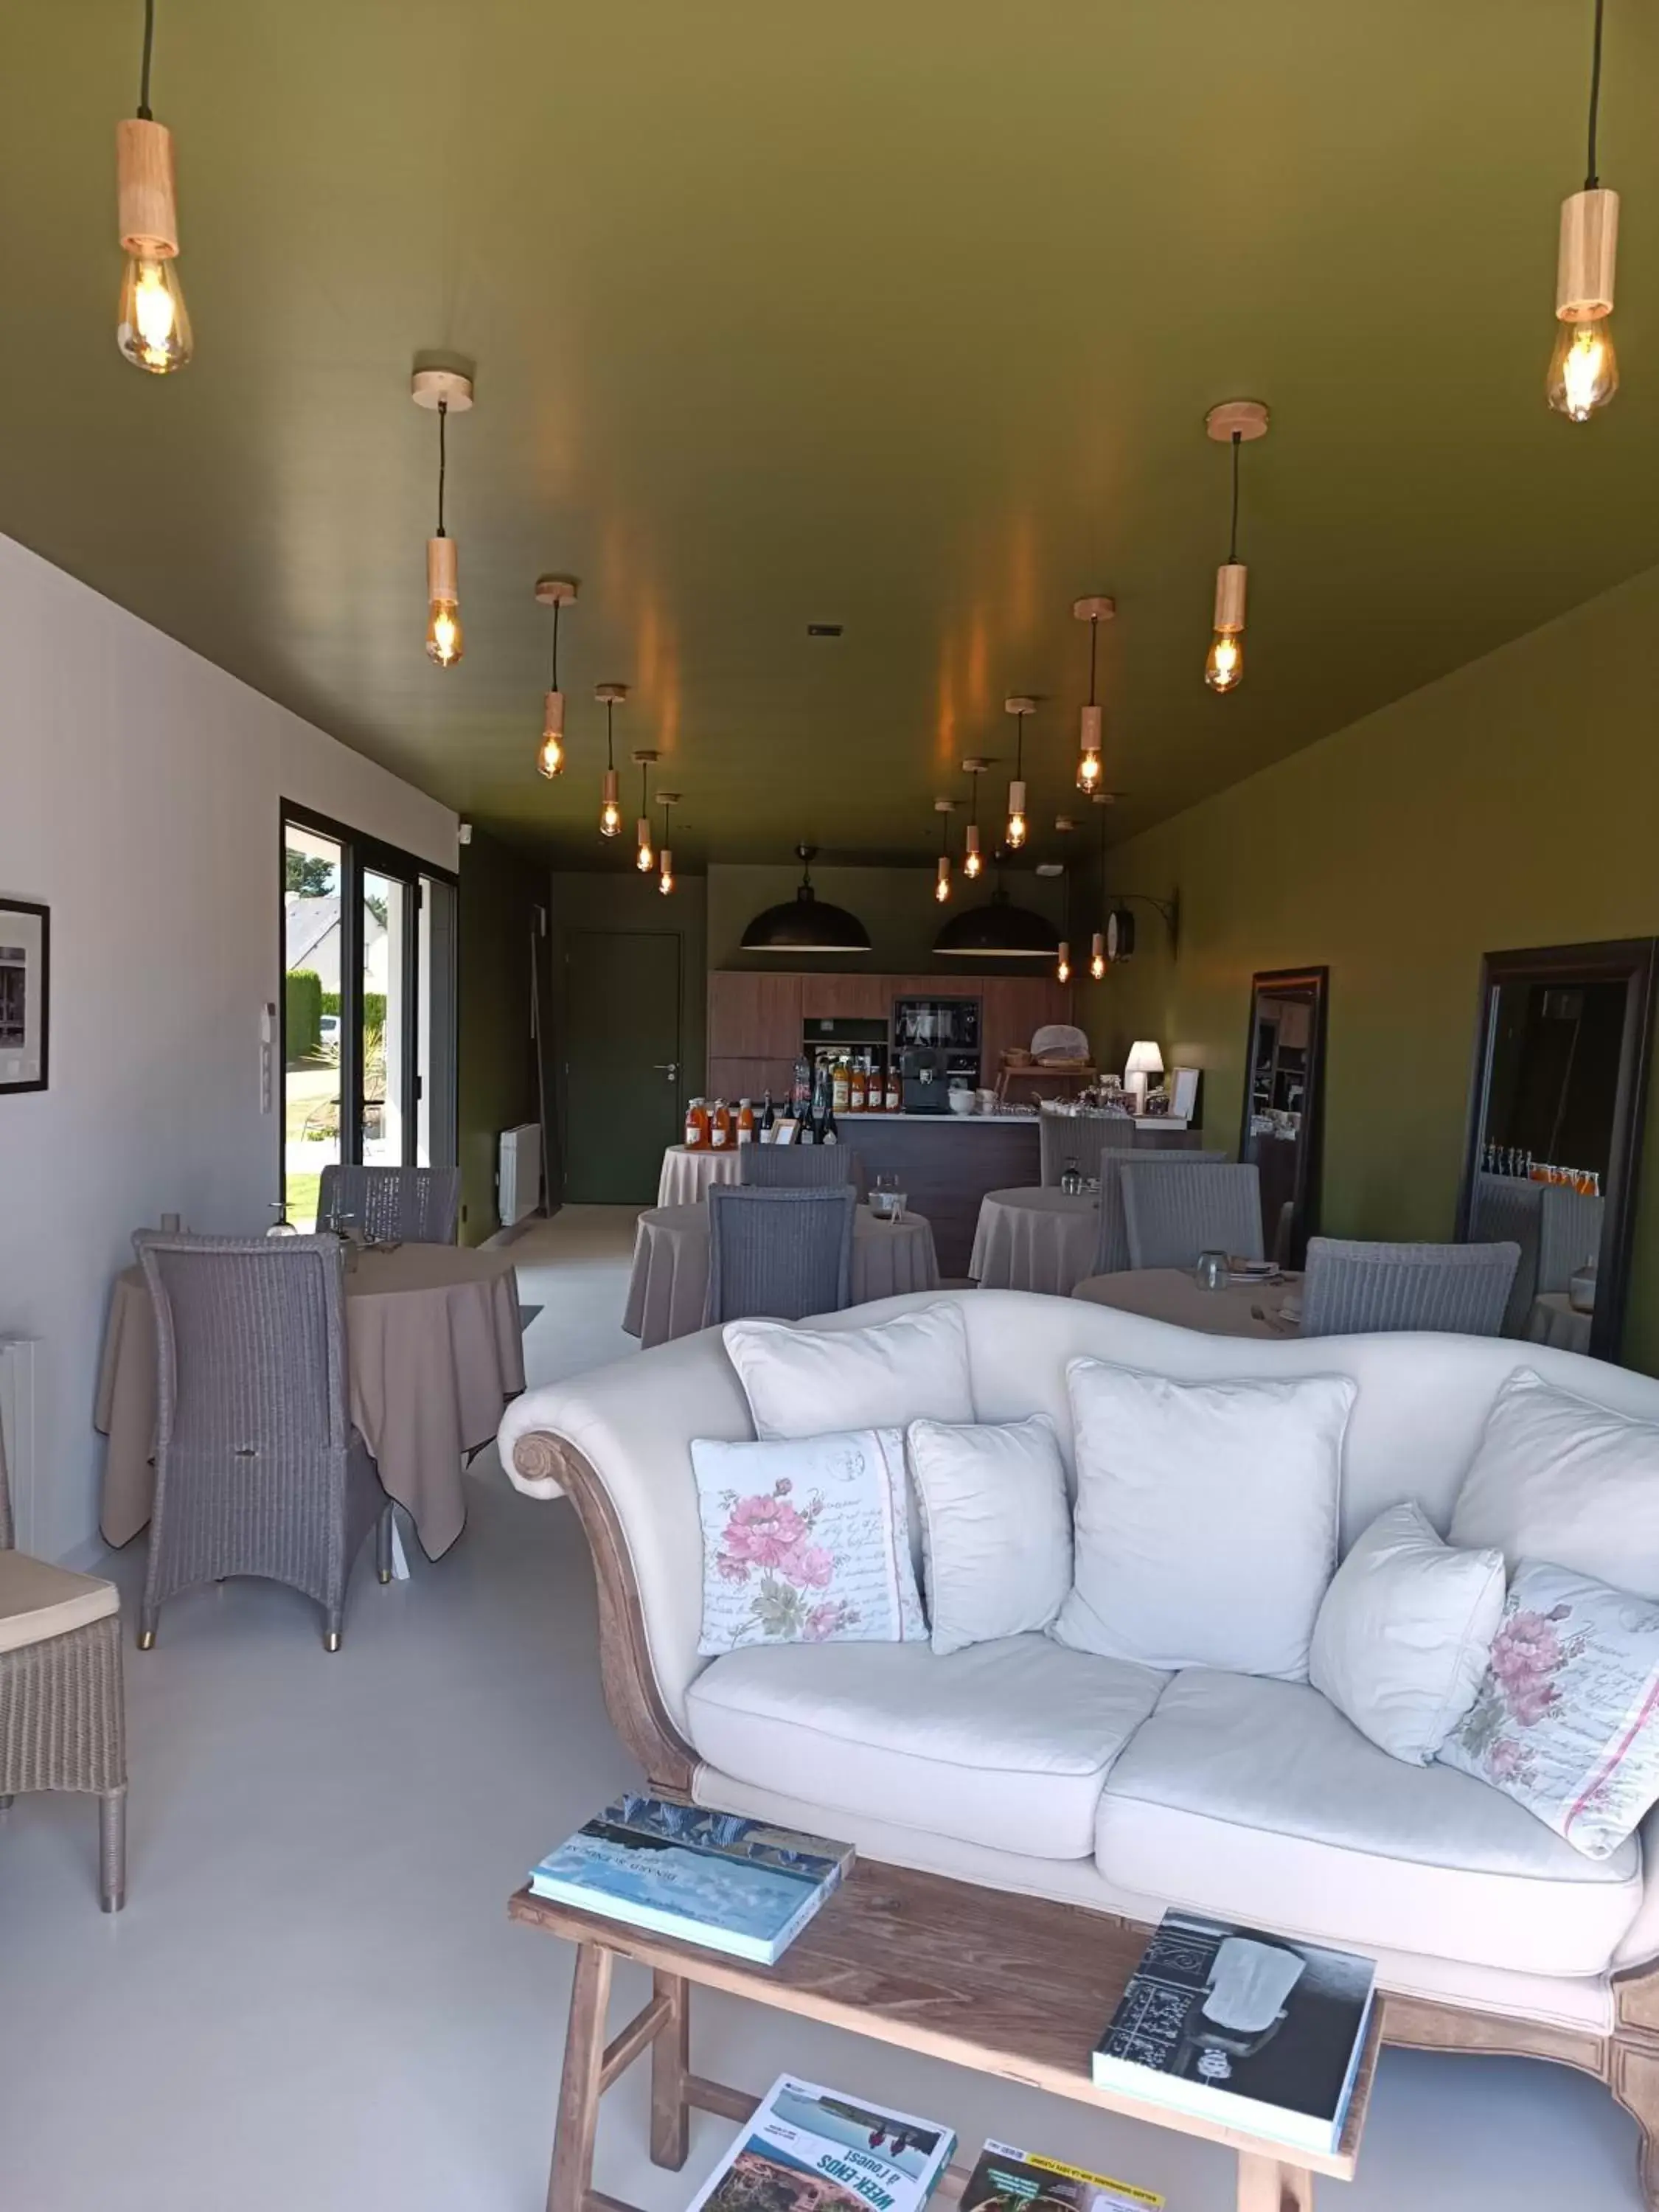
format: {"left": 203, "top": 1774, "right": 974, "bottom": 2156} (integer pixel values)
{"left": 1238, "top": 964, "right": 1329, "bottom": 1267}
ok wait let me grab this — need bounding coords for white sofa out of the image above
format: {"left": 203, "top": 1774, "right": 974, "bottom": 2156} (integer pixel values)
{"left": 498, "top": 1288, "right": 1659, "bottom": 2193}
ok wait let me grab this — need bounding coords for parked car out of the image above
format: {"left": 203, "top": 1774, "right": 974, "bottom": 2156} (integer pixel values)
{"left": 319, "top": 1014, "right": 341, "bottom": 1051}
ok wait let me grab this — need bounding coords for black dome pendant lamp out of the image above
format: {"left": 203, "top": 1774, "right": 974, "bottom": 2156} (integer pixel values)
{"left": 933, "top": 872, "right": 1060, "bottom": 959}
{"left": 740, "top": 845, "right": 872, "bottom": 955}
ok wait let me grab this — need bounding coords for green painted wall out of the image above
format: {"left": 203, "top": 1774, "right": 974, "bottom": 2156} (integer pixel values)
{"left": 708, "top": 863, "right": 1069, "bottom": 973}
{"left": 1081, "top": 563, "right": 1659, "bottom": 1371}
{"left": 456, "top": 831, "right": 543, "bottom": 1245}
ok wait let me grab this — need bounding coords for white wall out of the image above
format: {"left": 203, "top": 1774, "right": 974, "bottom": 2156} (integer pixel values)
{"left": 0, "top": 534, "right": 457, "bottom": 1562}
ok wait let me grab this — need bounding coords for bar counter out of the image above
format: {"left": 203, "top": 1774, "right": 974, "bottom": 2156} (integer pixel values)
{"left": 832, "top": 1113, "right": 1039, "bottom": 1276}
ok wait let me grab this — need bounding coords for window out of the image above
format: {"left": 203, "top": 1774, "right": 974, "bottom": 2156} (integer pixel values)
{"left": 282, "top": 807, "right": 457, "bottom": 1229}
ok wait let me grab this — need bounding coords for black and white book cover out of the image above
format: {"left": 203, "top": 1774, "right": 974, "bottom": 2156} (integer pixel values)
{"left": 1092, "top": 1913, "right": 1376, "bottom": 2157}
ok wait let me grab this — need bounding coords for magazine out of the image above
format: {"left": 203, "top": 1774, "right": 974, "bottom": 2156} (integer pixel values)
{"left": 528, "top": 1795, "right": 854, "bottom": 1964}
{"left": 957, "top": 2140, "right": 1162, "bottom": 2212}
{"left": 1092, "top": 1913, "right": 1376, "bottom": 2158}
{"left": 687, "top": 2074, "right": 956, "bottom": 2212}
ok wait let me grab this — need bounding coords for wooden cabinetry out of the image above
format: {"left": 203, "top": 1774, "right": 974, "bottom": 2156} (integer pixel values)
{"left": 799, "top": 973, "right": 890, "bottom": 1021}
{"left": 980, "top": 976, "right": 1076, "bottom": 1078}
{"left": 707, "top": 972, "right": 804, "bottom": 1060}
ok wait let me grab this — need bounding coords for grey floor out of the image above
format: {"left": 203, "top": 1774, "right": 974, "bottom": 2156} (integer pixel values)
{"left": 0, "top": 1208, "right": 1647, "bottom": 2209}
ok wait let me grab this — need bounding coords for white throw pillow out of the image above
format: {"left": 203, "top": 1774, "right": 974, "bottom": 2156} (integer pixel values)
{"left": 906, "top": 1416, "right": 1072, "bottom": 1658}
{"left": 1450, "top": 1369, "right": 1659, "bottom": 1600}
{"left": 1052, "top": 1358, "right": 1355, "bottom": 1681}
{"left": 1439, "top": 1559, "right": 1659, "bottom": 1859}
{"left": 722, "top": 1301, "right": 975, "bottom": 1441}
{"left": 1310, "top": 1502, "right": 1506, "bottom": 1764}
{"left": 691, "top": 1428, "right": 926, "bottom": 1655}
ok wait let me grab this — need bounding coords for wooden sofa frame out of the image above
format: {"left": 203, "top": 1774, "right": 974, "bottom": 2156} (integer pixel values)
{"left": 514, "top": 1427, "right": 1659, "bottom": 2205}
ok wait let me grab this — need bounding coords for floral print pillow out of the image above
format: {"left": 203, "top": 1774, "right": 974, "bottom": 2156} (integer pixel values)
{"left": 1438, "top": 1559, "right": 1659, "bottom": 1858}
{"left": 691, "top": 1429, "right": 927, "bottom": 1655}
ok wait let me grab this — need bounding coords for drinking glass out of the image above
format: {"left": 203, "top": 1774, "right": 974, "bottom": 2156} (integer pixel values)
{"left": 873, "top": 1174, "right": 907, "bottom": 1223}
{"left": 1195, "top": 1248, "right": 1228, "bottom": 1290}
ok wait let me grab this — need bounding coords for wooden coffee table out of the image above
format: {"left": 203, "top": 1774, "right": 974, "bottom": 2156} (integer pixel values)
{"left": 511, "top": 1859, "right": 1377, "bottom": 2212}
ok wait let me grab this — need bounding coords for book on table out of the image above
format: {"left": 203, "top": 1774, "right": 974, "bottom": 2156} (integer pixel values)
{"left": 1091, "top": 1911, "right": 1376, "bottom": 2158}
{"left": 526, "top": 1794, "right": 854, "bottom": 1965}
{"left": 956, "top": 2138, "right": 1163, "bottom": 2212}
{"left": 687, "top": 2073, "right": 956, "bottom": 2212}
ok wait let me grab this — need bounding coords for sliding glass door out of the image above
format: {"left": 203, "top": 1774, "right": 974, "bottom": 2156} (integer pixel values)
{"left": 282, "top": 807, "right": 457, "bottom": 1228}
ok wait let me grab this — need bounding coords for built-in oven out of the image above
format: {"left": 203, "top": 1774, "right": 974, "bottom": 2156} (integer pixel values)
{"left": 892, "top": 997, "right": 981, "bottom": 1056}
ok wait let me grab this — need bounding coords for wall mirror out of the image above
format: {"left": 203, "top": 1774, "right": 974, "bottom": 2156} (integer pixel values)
{"left": 1457, "top": 939, "right": 1655, "bottom": 1362}
{"left": 1239, "top": 967, "right": 1328, "bottom": 1267}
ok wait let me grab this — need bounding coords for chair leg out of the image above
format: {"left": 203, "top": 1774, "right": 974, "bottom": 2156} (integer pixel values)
{"left": 323, "top": 1605, "right": 344, "bottom": 1653}
{"left": 377, "top": 1502, "right": 394, "bottom": 1585}
{"left": 99, "top": 1789, "right": 127, "bottom": 1913}
{"left": 136, "top": 1618, "right": 156, "bottom": 1651}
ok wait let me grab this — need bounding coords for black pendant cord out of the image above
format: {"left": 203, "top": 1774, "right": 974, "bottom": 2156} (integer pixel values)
{"left": 1227, "top": 431, "right": 1242, "bottom": 565}
{"left": 605, "top": 701, "right": 614, "bottom": 773}
{"left": 137, "top": 0, "right": 156, "bottom": 116}
{"left": 1586, "top": 0, "right": 1606, "bottom": 188}
{"left": 549, "top": 598, "right": 560, "bottom": 688}
{"left": 435, "top": 402, "right": 449, "bottom": 539}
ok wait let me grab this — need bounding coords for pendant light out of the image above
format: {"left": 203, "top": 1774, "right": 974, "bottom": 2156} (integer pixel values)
{"left": 534, "top": 577, "right": 577, "bottom": 777}
{"left": 934, "top": 872, "right": 1061, "bottom": 959}
{"left": 633, "top": 752, "right": 658, "bottom": 872}
{"left": 1203, "top": 400, "right": 1268, "bottom": 694}
{"left": 1548, "top": 0, "right": 1620, "bottom": 420}
{"left": 933, "top": 799, "right": 956, "bottom": 904}
{"left": 115, "top": 0, "right": 192, "bottom": 372}
{"left": 1089, "top": 794, "right": 1109, "bottom": 978}
{"left": 961, "top": 758, "right": 987, "bottom": 878}
{"left": 412, "top": 366, "right": 473, "bottom": 668}
{"left": 1004, "top": 697, "right": 1034, "bottom": 847}
{"left": 596, "top": 684, "right": 627, "bottom": 836}
{"left": 1072, "top": 597, "right": 1116, "bottom": 792}
{"left": 1056, "top": 939, "right": 1071, "bottom": 985}
{"left": 657, "top": 793, "right": 679, "bottom": 897}
{"left": 740, "top": 846, "right": 872, "bottom": 954}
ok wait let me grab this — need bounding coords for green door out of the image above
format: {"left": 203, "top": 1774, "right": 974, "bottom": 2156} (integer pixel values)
{"left": 564, "top": 930, "right": 684, "bottom": 1201}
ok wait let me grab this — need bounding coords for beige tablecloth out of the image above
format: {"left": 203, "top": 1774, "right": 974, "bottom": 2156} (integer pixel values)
{"left": 1072, "top": 1266, "right": 1304, "bottom": 1340}
{"left": 657, "top": 1144, "right": 746, "bottom": 1206}
{"left": 1524, "top": 1290, "right": 1594, "bottom": 1356}
{"left": 625, "top": 1203, "right": 939, "bottom": 1346}
{"left": 970, "top": 1186, "right": 1101, "bottom": 1295}
{"left": 95, "top": 1245, "right": 526, "bottom": 1559}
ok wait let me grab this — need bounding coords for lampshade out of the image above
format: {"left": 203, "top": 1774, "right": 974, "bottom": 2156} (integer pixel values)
{"left": 1125, "top": 1040, "right": 1164, "bottom": 1077}
{"left": 740, "top": 846, "right": 872, "bottom": 955}
{"left": 933, "top": 886, "right": 1060, "bottom": 959}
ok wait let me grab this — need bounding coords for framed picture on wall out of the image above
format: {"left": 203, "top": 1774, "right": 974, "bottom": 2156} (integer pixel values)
{"left": 0, "top": 897, "right": 49, "bottom": 1094}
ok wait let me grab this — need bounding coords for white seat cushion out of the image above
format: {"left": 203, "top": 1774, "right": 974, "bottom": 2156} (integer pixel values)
{"left": 686, "top": 1633, "right": 1166, "bottom": 1860}
{"left": 0, "top": 1550, "right": 119, "bottom": 1655}
{"left": 1094, "top": 1669, "right": 1642, "bottom": 1978}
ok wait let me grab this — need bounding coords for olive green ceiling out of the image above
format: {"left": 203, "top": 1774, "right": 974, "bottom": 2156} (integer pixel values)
{"left": 5, "top": 1, "right": 1658, "bottom": 868}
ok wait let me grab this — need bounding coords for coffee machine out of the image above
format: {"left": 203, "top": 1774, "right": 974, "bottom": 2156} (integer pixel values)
{"left": 900, "top": 1046, "right": 978, "bottom": 1114}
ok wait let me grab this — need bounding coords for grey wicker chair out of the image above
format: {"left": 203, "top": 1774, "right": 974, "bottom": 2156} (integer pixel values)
{"left": 0, "top": 1423, "right": 127, "bottom": 1910}
{"left": 1039, "top": 1109, "right": 1138, "bottom": 1189}
{"left": 737, "top": 1144, "right": 856, "bottom": 1187}
{"left": 316, "top": 1164, "right": 461, "bottom": 1243}
{"left": 1469, "top": 1172, "right": 1543, "bottom": 1335}
{"left": 133, "top": 1234, "right": 394, "bottom": 1651}
{"left": 704, "top": 1185, "right": 858, "bottom": 1325}
{"left": 1537, "top": 1185, "right": 1605, "bottom": 1296}
{"left": 1121, "top": 1160, "right": 1263, "bottom": 1271}
{"left": 1300, "top": 1238, "right": 1521, "bottom": 1338}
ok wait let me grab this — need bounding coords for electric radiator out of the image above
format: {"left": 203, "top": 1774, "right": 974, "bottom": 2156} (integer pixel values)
{"left": 498, "top": 1122, "right": 543, "bottom": 1228}
{"left": 0, "top": 1338, "right": 41, "bottom": 1554}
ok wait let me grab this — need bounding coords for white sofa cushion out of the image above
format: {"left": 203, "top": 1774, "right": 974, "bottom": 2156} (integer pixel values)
{"left": 685, "top": 1632, "right": 1166, "bottom": 1860}
{"left": 907, "top": 1416, "right": 1071, "bottom": 1657}
{"left": 1310, "top": 1502, "right": 1506, "bottom": 1764}
{"left": 1450, "top": 1368, "right": 1659, "bottom": 1600}
{"left": 1053, "top": 1359, "right": 1354, "bottom": 1680}
{"left": 722, "top": 1302, "right": 975, "bottom": 1441}
{"left": 1094, "top": 1669, "right": 1641, "bottom": 1978}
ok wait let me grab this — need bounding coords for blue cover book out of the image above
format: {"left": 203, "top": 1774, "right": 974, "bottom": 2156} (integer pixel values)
{"left": 528, "top": 1795, "right": 855, "bottom": 1964}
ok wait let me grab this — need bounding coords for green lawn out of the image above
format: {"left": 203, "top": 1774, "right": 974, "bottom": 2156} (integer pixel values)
{"left": 285, "top": 1169, "right": 321, "bottom": 1232}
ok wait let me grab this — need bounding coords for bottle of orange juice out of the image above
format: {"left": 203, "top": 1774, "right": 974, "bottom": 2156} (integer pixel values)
{"left": 711, "top": 1100, "right": 732, "bottom": 1149}
{"left": 737, "top": 1099, "right": 755, "bottom": 1146}
{"left": 685, "top": 1098, "right": 709, "bottom": 1150}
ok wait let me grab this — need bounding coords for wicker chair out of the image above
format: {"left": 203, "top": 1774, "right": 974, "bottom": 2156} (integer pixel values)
{"left": 704, "top": 1186, "right": 858, "bottom": 1325}
{"left": 0, "top": 1424, "right": 127, "bottom": 1910}
{"left": 1469, "top": 1172, "right": 1543, "bottom": 1335}
{"left": 316, "top": 1164, "right": 461, "bottom": 1244}
{"left": 1039, "top": 1109, "right": 1138, "bottom": 1189}
{"left": 737, "top": 1144, "right": 856, "bottom": 1187}
{"left": 133, "top": 1234, "right": 393, "bottom": 1652}
{"left": 1121, "top": 1161, "right": 1262, "bottom": 1271}
{"left": 1300, "top": 1238, "right": 1521, "bottom": 1338}
{"left": 1537, "top": 1185, "right": 1605, "bottom": 1296}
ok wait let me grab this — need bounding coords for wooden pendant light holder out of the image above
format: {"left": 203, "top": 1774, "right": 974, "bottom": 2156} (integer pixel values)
{"left": 1557, "top": 187, "right": 1619, "bottom": 320}
{"left": 427, "top": 535, "right": 459, "bottom": 603}
{"left": 116, "top": 117, "right": 179, "bottom": 257}
{"left": 1213, "top": 561, "right": 1248, "bottom": 633}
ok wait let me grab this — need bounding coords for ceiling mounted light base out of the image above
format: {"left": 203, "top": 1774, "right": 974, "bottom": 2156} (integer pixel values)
{"left": 960, "top": 756, "right": 992, "bottom": 773}
{"left": 595, "top": 682, "right": 629, "bottom": 705}
{"left": 1072, "top": 596, "right": 1117, "bottom": 623}
{"left": 534, "top": 576, "right": 578, "bottom": 607}
{"left": 1206, "top": 400, "right": 1270, "bottom": 442}
{"left": 411, "top": 367, "right": 475, "bottom": 412}
{"left": 631, "top": 749, "right": 659, "bottom": 765}
{"left": 1004, "top": 695, "right": 1036, "bottom": 716}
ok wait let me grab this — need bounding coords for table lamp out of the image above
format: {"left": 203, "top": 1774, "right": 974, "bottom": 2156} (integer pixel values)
{"left": 1124, "top": 1040, "right": 1164, "bottom": 1113}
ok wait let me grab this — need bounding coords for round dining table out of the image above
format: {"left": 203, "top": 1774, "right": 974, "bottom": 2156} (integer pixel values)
{"left": 1523, "top": 1290, "right": 1594, "bottom": 1357}
{"left": 625, "top": 1202, "right": 940, "bottom": 1347}
{"left": 95, "top": 1244, "right": 526, "bottom": 1559}
{"left": 969, "top": 1186, "right": 1102, "bottom": 1295}
{"left": 1071, "top": 1266, "right": 1304, "bottom": 1340}
{"left": 656, "top": 1143, "right": 869, "bottom": 1206}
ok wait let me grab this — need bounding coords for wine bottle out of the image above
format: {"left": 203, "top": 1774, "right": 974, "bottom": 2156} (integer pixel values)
{"left": 760, "top": 1091, "right": 776, "bottom": 1134}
